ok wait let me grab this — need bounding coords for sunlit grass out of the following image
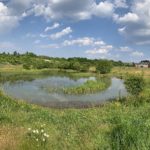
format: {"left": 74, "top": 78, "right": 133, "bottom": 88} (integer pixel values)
{"left": 0, "top": 67, "right": 150, "bottom": 149}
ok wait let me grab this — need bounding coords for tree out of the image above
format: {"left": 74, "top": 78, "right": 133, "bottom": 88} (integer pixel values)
{"left": 96, "top": 60, "right": 112, "bottom": 74}
{"left": 72, "top": 62, "right": 81, "bottom": 71}
{"left": 125, "top": 75, "right": 145, "bottom": 96}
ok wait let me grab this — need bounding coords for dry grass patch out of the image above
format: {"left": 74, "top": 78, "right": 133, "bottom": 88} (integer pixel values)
{"left": 0, "top": 126, "right": 25, "bottom": 150}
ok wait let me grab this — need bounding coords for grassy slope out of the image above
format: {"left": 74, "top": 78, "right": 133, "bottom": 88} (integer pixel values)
{"left": 0, "top": 93, "right": 150, "bottom": 150}
{"left": 0, "top": 66, "right": 150, "bottom": 150}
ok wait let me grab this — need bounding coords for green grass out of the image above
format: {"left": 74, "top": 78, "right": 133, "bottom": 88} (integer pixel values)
{"left": 0, "top": 67, "right": 150, "bottom": 149}
{"left": 0, "top": 87, "right": 150, "bottom": 149}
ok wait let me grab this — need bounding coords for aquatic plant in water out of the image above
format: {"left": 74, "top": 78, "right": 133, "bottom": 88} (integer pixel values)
{"left": 63, "top": 79, "right": 109, "bottom": 95}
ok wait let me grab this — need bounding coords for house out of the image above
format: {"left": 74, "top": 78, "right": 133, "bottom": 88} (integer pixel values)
{"left": 135, "top": 60, "right": 150, "bottom": 68}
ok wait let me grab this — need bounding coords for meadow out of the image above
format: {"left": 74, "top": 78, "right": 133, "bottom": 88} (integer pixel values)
{"left": 0, "top": 65, "right": 150, "bottom": 150}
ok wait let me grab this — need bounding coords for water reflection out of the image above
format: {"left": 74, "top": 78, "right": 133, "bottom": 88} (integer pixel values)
{"left": 1, "top": 74, "right": 127, "bottom": 108}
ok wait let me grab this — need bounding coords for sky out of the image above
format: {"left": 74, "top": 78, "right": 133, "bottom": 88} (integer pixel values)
{"left": 0, "top": 0, "right": 150, "bottom": 62}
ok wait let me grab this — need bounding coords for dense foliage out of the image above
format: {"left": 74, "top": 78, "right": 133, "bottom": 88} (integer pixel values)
{"left": 96, "top": 60, "right": 112, "bottom": 74}
{"left": 125, "top": 75, "right": 145, "bottom": 96}
{"left": 0, "top": 51, "right": 133, "bottom": 72}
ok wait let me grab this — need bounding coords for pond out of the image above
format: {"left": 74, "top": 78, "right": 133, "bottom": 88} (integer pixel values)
{"left": 0, "top": 73, "right": 127, "bottom": 108}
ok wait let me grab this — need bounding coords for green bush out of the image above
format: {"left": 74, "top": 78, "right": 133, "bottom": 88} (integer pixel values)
{"left": 125, "top": 75, "right": 145, "bottom": 96}
{"left": 23, "top": 63, "right": 31, "bottom": 70}
{"left": 96, "top": 60, "right": 112, "bottom": 74}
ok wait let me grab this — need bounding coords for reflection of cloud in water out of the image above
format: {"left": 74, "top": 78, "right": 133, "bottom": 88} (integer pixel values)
{"left": 51, "top": 93, "right": 68, "bottom": 102}
{"left": 1, "top": 76, "right": 128, "bottom": 108}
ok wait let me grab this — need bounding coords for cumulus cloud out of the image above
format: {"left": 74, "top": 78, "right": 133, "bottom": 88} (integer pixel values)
{"left": 63, "top": 37, "right": 94, "bottom": 46}
{"left": 0, "top": 2, "right": 20, "bottom": 33}
{"left": 86, "top": 48, "right": 110, "bottom": 55}
{"left": 50, "top": 27, "right": 72, "bottom": 40}
{"left": 63, "top": 37, "right": 105, "bottom": 47}
{"left": 0, "top": 0, "right": 116, "bottom": 33}
{"left": 44, "top": 22, "right": 60, "bottom": 32}
{"left": 92, "top": 1, "right": 114, "bottom": 17}
{"left": 32, "top": 0, "right": 115, "bottom": 20}
{"left": 40, "top": 34, "right": 48, "bottom": 38}
{"left": 116, "top": 13, "right": 139, "bottom": 24}
{"left": 115, "top": 0, "right": 150, "bottom": 45}
{"left": 131, "top": 51, "right": 144, "bottom": 57}
{"left": 85, "top": 45, "right": 113, "bottom": 55}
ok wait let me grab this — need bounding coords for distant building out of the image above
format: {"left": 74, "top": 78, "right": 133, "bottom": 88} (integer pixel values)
{"left": 135, "top": 60, "right": 150, "bottom": 68}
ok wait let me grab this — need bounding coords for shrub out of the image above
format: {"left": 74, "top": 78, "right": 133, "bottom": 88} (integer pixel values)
{"left": 96, "top": 60, "right": 112, "bottom": 74}
{"left": 125, "top": 75, "right": 145, "bottom": 96}
{"left": 23, "top": 63, "right": 31, "bottom": 70}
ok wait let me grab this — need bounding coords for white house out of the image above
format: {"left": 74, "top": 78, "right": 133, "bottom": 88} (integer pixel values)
{"left": 135, "top": 60, "right": 150, "bottom": 68}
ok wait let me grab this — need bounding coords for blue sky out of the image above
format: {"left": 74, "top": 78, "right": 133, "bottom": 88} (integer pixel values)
{"left": 0, "top": 0, "right": 150, "bottom": 62}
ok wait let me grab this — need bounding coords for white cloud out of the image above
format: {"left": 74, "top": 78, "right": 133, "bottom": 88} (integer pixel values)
{"left": 40, "top": 34, "right": 48, "bottom": 38}
{"left": 93, "top": 1, "right": 114, "bottom": 17}
{"left": 86, "top": 48, "right": 109, "bottom": 55}
{"left": 0, "top": 2, "right": 20, "bottom": 34}
{"left": 94, "top": 41, "right": 106, "bottom": 46}
{"left": 63, "top": 37, "right": 105, "bottom": 47}
{"left": 50, "top": 27, "right": 72, "bottom": 40}
{"left": 0, "top": 0, "right": 116, "bottom": 33}
{"left": 116, "top": 13, "right": 139, "bottom": 24}
{"left": 131, "top": 51, "right": 144, "bottom": 57}
{"left": 44, "top": 22, "right": 60, "bottom": 32}
{"left": 115, "top": 0, "right": 150, "bottom": 45}
{"left": 85, "top": 44, "right": 113, "bottom": 55}
{"left": 63, "top": 37, "right": 94, "bottom": 46}
{"left": 32, "top": 0, "right": 115, "bottom": 21}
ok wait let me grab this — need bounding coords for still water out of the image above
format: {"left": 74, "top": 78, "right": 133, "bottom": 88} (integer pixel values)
{"left": 1, "top": 74, "right": 127, "bottom": 108}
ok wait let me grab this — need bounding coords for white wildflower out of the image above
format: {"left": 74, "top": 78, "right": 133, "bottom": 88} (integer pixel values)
{"left": 36, "top": 129, "right": 39, "bottom": 134}
{"left": 33, "top": 130, "right": 36, "bottom": 133}
{"left": 44, "top": 133, "right": 49, "bottom": 138}
{"left": 41, "top": 124, "right": 46, "bottom": 128}
{"left": 36, "top": 138, "right": 39, "bottom": 141}
{"left": 46, "top": 134, "right": 49, "bottom": 138}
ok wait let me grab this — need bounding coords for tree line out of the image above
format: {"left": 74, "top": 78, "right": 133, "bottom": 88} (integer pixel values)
{"left": 0, "top": 51, "right": 133, "bottom": 73}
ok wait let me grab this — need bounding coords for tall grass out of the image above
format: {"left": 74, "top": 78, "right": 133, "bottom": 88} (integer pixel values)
{"left": 110, "top": 109, "right": 150, "bottom": 150}
{"left": 0, "top": 68, "right": 150, "bottom": 149}
{"left": 0, "top": 91, "right": 150, "bottom": 149}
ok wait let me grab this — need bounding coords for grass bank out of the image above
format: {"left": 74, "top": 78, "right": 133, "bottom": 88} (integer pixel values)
{"left": 0, "top": 66, "right": 150, "bottom": 149}
{"left": 0, "top": 76, "right": 150, "bottom": 150}
{"left": 0, "top": 94, "right": 150, "bottom": 150}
